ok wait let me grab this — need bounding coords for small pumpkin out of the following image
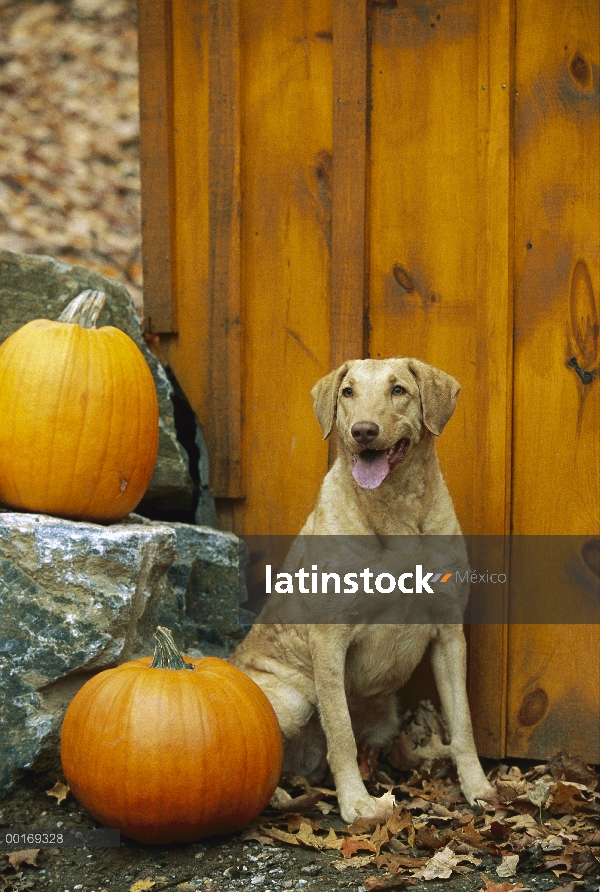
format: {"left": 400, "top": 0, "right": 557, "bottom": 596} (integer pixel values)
{"left": 0, "top": 290, "right": 158, "bottom": 521}
{"left": 61, "top": 627, "right": 283, "bottom": 844}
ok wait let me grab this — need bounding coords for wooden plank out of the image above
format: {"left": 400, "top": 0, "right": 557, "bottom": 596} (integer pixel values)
{"left": 467, "top": 0, "right": 515, "bottom": 760}
{"left": 235, "top": 0, "right": 333, "bottom": 535}
{"left": 160, "top": 0, "right": 210, "bottom": 416}
{"left": 508, "top": 0, "right": 599, "bottom": 761}
{"left": 368, "top": 0, "right": 514, "bottom": 757}
{"left": 331, "top": 0, "right": 368, "bottom": 367}
{"left": 137, "top": 0, "right": 177, "bottom": 333}
{"left": 368, "top": 0, "right": 481, "bottom": 534}
{"left": 206, "top": 0, "right": 243, "bottom": 498}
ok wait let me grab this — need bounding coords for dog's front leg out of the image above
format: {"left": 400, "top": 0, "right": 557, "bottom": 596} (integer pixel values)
{"left": 430, "top": 625, "right": 494, "bottom": 805}
{"left": 309, "top": 626, "right": 376, "bottom": 823}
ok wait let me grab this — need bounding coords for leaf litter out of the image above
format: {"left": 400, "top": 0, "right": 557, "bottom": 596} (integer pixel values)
{"left": 241, "top": 707, "right": 600, "bottom": 890}
{"left": 0, "top": 0, "right": 143, "bottom": 313}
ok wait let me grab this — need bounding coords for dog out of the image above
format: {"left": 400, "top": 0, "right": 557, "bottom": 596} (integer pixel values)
{"left": 231, "top": 358, "right": 493, "bottom": 822}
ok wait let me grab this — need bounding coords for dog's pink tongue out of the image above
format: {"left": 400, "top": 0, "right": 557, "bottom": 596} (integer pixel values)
{"left": 352, "top": 450, "right": 389, "bottom": 489}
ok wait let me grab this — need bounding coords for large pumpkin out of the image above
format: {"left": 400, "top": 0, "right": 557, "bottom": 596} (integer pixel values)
{"left": 0, "top": 290, "right": 158, "bottom": 521}
{"left": 61, "top": 627, "right": 284, "bottom": 844}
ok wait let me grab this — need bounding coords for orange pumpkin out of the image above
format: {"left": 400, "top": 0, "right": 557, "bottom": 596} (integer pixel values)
{"left": 0, "top": 290, "right": 158, "bottom": 521}
{"left": 61, "top": 627, "right": 283, "bottom": 844}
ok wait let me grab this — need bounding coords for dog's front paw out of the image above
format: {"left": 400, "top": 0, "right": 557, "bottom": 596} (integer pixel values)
{"left": 461, "top": 777, "right": 495, "bottom": 806}
{"left": 338, "top": 792, "right": 377, "bottom": 824}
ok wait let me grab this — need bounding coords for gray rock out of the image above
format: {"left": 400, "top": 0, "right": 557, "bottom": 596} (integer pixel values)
{"left": 0, "top": 511, "right": 247, "bottom": 796}
{"left": 126, "top": 515, "right": 245, "bottom": 658}
{"left": 0, "top": 250, "right": 193, "bottom": 507}
{"left": 0, "top": 511, "right": 177, "bottom": 795}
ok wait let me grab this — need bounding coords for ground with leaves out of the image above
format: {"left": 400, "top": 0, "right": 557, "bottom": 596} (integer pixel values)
{"left": 1, "top": 746, "right": 599, "bottom": 892}
{"left": 0, "top": 0, "right": 143, "bottom": 312}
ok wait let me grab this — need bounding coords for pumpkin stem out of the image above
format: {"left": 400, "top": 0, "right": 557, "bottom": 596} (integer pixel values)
{"left": 57, "top": 290, "right": 106, "bottom": 329}
{"left": 150, "top": 627, "right": 193, "bottom": 671}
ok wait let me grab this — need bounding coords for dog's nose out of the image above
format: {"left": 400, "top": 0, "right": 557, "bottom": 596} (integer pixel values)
{"left": 351, "top": 421, "right": 379, "bottom": 445}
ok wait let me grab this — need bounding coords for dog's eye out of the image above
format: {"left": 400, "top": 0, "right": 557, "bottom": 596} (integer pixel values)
{"left": 341, "top": 387, "right": 353, "bottom": 397}
{"left": 392, "top": 385, "right": 406, "bottom": 395}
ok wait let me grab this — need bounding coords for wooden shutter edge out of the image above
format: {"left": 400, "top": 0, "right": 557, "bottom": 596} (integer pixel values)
{"left": 138, "top": 0, "right": 178, "bottom": 333}
{"left": 207, "top": 0, "right": 243, "bottom": 499}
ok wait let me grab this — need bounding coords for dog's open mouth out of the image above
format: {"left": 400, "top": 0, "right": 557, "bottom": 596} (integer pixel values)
{"left": 351, "top": 438, "right": 410, "bottom": 489}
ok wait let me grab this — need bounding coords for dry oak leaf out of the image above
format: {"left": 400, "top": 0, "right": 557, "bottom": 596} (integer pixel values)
{"left": 239, "top": 824, "right": 276, "bottom": 846}
{"left": 413, "top": 844, "right": 481, "bottom": 880}
{"left": 415, "top": 825, "right": 453, "bottom": 850}
{"left": 494, "top": 780, "right": 530, "bottom": 803}
{"left": 295, "top": 819, "right": 329, "bottom": 850}
{"left": 548, "top": 751, "right": 599, "bottom": 791}
{"left": 548, "top": 782, "right": 596, "bottom": 816}
{"left": 479, "top": 874, "right": 531, "bottom": 892}
{"left": 340, "top": 836, "right": 378, "bottom": 859}
{"left": 6, "top": 850, "right": 41, "bottom": 871}
{"left": 45, "top": 781, "right": 69, "bottom": 804}
{"left": 375, "top": 854, "right": 429, "bottom": 873}
{"left": 453, "top": 821, "right": 488, "bottom": 848}
{"left": 496, "top": 854, "right": 519, "bottom": 877}
{"left": 370, "top": 791, "right": 398, "bottom": 823}
{"left": 257, "top": 825, "right": 300, "bottom": 847}
{"left": 331, "top": 854, "right": 376, "bottom": 872}
{"left": 386, "top": 807, "right": 414, "bottom": 836}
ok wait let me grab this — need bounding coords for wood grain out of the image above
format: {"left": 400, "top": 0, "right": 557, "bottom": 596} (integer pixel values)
{"left": 508, "top": 0, "right": 599, "bottom": 761}
{"left": 330, "top": 0, "right": 368, "bottom": 367}
{"left": 467, "top": 0, "right": 515, "bottom": 759}
{"left": 235, "top": 0, "right": 333, "bottom": 534}
{"left": 205, "top": 0, "right": 243, "bottom": 498}
{"left": 137, "top": 0, "right": 177, "bottom": 333}
{"left": 137, "top": 0, "right": 600, "bottom": 760}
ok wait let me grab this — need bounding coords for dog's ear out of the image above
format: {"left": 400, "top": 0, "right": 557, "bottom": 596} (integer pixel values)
{"left": 407, "top": 358, "right": 461, "bottom": 436}
{"left": 311, "top": 361, "right": 354, "bottom": 439}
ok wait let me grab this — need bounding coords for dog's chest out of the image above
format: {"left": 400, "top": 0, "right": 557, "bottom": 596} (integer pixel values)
{"left": 344, "top": 624, "right": 432, "bottom": 697}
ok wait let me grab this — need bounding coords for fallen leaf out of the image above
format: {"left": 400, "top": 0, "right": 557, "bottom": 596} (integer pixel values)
{"left": 278, "top": 791, "right": 325, "bottom": 813}
{"left": 369, "top": 791, "right": 398, "bottom": 824}
{"left": 296, "top": 819, "right": 327, "bottom": 850}
{"left": 6, "top": 849, "right": 41, "bottom": 870}
{"left": 413, "top": 844, "right": 481, "bottom": 879}
{"left": 453, "top": 820, "right": 487, "bottom": 848}
{"left": 495, "top": 781, "right": 529, "bottom": 803}
{"left": 479, "top": 874, "right": 531, "bottom": 892}
{"left": 415, "top": 825, "right": 453, "bottom": 849}
{"left": 548, "top": 751, "right": 599, "bottom": 791}
{"left": 257, "top": 825, "right": 299, "bottom": 846}
{"left": 323, "top": 827, "right": 344, "bottom": 851}
{"left": 45, "top": 781, "right": 69, "bottom": 804}
{"left": 370, "top": 823, "right": 392, "bottom": 855}
{"left": 130, "top": 881, "right": 155, "bottom": 892}
{"left": 386, "top": 807, "right": 414, "bottom": 836}
{"left": 239, "top": 825, "right": 275, "bottom": 846}
{"left": 547, "top": 883, "right": 585, "bottom": 892}
{"left": 331, "top": 854, "right": 376, "bottom": 871}
{"left": 269, "top": 787, "right": 292, "bottom": 809}
{"left": 340, "top": 836, "right": 377, "bottom": 859}
{"left": 375, "top": 854, "right": 429, "bottom": 873}
{"left": 568, "top": 848, "right": 600, "bottom": 876}
{"left": 496, "top": 854, "right": 519, "bottom": 877}
{"left": 549, "top": 783, "right": 595, "bottom": 816}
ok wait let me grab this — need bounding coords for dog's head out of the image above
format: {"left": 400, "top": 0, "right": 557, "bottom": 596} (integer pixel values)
{"left": 311, "top": 358, "right": 461, "bottom": 490}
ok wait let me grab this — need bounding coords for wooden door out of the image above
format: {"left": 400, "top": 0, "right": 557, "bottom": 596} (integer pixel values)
{"left": 137, "top": 0, "right": 599, "bottom": 760}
